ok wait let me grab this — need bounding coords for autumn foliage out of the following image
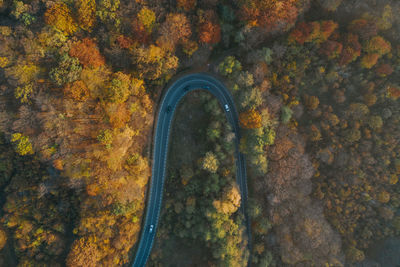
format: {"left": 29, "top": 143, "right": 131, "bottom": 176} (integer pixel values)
{"left": 239, "top": 109, "right": 262, "bottom": 129}
{"left": 237, "top": 0, "right": 305, "bottom": 32}
{"left": 339, "top": 33, "right": 361, "bottom": 65}
{"left": 157, "top": 13, "right": 192, "bottom": 51}
{"left": 69, "top": 38, "right": 105, "bottom": 68}
{"left": 199, "top": 21, "right": 221, "bottom": 44}
{"left": 2, "top": 0, "right": 400, "bottom": 266}
{"left": 64, "top": 80, "right": 90, "bottom": 101}
{"left": 177, "top": 0, "right": 197, "bottom": 11}
{"left": 376, "top": 63, "right": 393, "bottom": 77}
{"left": 289, "top": 20, "right": 338, "bottom": 45}
{"left": 348, "top": 19, "right": 377, "bottom": 40}
{"left": 75, "top": 0, "right": 96, "bottom": 32}
{"left": 116, "top": 35, "right": 134, "bottom": 49}
{"left": 319, "top": 40, "right": 343, "bottom": 59}
{"left": 363, "top": 36, "right": 391, "bottom": 56}
{"left": 360, "top": 53, "right": 379, "bottom": 69}
{"left": 44, "top": 3, "right": 77, "bottom": 35}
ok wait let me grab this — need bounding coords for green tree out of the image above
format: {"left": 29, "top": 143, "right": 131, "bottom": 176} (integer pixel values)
{"left": 96, "top": 0, "right": 120, "bottom": 30}
{"left": 346, "top": 246, "right": 365, "bottom": 263}
{"left": 97, "top": 129, "right": 113, "bottom": 149}
{"left": 248, "top": 198, "right": 262, "bottom": 219}
{"left": 367, "top": 115, "right": 383, "bottom": 130}
{"left": 137, "top": 7, "right": 156, "bottom": 33}
{"left": 343, "top": 128, "right": 361, "bottom": 143}
{"left": 104, "top": 72, "right": 132, "bottom": 103}
{"left": 50, "top": 54, "right": 82, "bottom": 86}
{"left": 281, "top": 106, "right": 293, "bottom": 123}
{"left": 218, "top": 56, "right": 242, "bottom": 76}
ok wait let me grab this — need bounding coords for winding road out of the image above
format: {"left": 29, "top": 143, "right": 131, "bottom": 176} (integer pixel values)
{"left": 132, "top": 73, "right": 251, "bottom": 267}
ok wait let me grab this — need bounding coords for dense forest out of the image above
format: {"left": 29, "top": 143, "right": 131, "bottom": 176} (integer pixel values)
{"left": 0, "top": 0, "right": 399, "bottom": 266}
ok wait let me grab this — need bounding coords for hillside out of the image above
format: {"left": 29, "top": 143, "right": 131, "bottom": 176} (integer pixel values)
{"left": 0, "top": 0, "right": 399, "bottom": 266}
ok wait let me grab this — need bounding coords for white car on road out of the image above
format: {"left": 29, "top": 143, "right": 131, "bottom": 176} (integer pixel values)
{"left": 149, "top": 224, "right": 154, "bottom": 233}
{"left": 224, "top": 104, "right": 230, "bottom": 112}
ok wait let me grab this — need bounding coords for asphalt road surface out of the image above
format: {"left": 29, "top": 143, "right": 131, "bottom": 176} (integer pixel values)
{"left": 132, "top": 73, "right": 251, "bottom": 267}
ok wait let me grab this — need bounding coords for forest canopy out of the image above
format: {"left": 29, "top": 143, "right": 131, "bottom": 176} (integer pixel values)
{"left": 0, "top": 0, "right": 399, "bottom": 266}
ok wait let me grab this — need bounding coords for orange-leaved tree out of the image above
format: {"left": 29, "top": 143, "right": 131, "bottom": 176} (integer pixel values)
{"left": 131, "top": 7, "right": 156, "bottom": 44}
{"left": 69, "top": 38, "right": 105, "bottom": 68}
{"left": 339, "top": 33, "right": 361, "bottom": 65}
{"left": 157, "top": 13, "right": 192, "bottom": 51}
{"left": 237, "top": 0, "right": 303, "bottom": 32}
{"left": 289, "top": 20, "right": 338, "bottom": 45}
{"left": 239, "top": 108, "right": 262, "bottom": 129}
{"left": 198, "top": 10, "right": 221, "bottom": 45}
{"left": 177, "top": 0, "right": 197, "bottom": 11}
{"left": 64, "top": 80, "right": 90, "bottom": 101}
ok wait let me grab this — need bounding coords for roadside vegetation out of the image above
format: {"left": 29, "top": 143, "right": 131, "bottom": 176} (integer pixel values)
{"left": 149, "top": 91, "right": 247, "bottom": 266}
